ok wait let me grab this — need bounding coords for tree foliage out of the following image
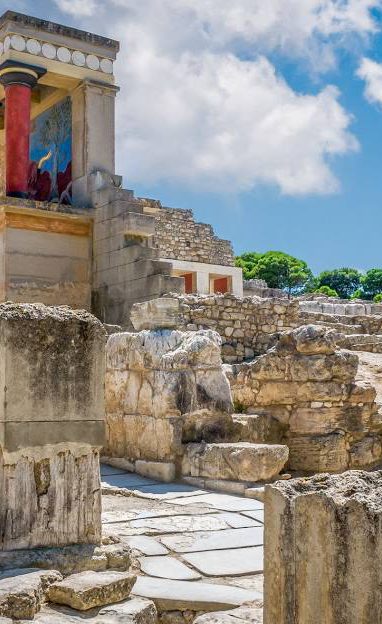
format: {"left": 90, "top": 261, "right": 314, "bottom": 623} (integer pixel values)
{"left": 235, "top": 250, "right": 313, "bottom": 295}
{"left": 360, "top": 269, "right": 382, "bottom": 300}
{"left": 313, "top": 285, "right": 339, "bottom": 297}
{"left": 314, "top": 268, "right": 361, "bottom": 300}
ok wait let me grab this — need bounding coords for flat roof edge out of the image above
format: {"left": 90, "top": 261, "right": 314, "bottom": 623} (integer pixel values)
{"left": 0, "top": 11, "right": 120, "bottom": 52}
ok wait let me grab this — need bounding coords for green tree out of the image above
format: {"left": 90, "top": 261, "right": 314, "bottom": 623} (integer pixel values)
{"left": 313, "top": 285, "right": 339, "bottom": 297}
{"left": 361, "top": 269, "right": 382, "bottom": 300}
{"left": 315, "top": 268, "right": 361, "bottom": 299}
{"left": 374, "top": 293, "right": 382, "bottom": 303}
{"left": 235, "top": 250, "right": 313, "bottom": 295}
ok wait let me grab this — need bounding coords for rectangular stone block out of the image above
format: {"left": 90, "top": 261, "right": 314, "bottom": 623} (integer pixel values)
{"left": 287, "top": 433, "right": 349, "bottom": 472}
{"left": 264, "top": 472, "right": 382, "bottom": 624}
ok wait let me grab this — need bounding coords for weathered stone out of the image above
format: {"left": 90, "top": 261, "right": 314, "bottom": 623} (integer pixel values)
{"left": 139, "top": 556, "right": 201, "bottom": 580}
{"left": 0, "top": 568, "right": 62, "bottom": 619}
{"left": 287, "top": 433, "right": 348, "bottom": 472}
{"left": 276, "top": 324, "right": 337, "bottom": 355}
{"left": 182, "top": 443, "right": 288, "bottom": 482}
{"left": 182, "top": 546, "right": 263, "bottom": 577}
{"left": 131, "top": 298, "right": 183, "bottom": 331}
{"left": 48, "top": 570, "right": 137, "bottom": 611}
{"left": 160, "top": 527, "right": 263, "bottom": 553}
{"left": 19, "top": 597, "right": 157, "bottom": 623}
{"left": 264, "top": 471, "right": 382, "bottom": 624}
{"left": 193, "top": 604, "right": 263, "bottom": 624}
{"left": 182, "top": 410, "right": 236, "bottom": 443}
{"left": 135, "top": 461, "right": 176, "bottom": 483}
{"left": 132, "top": 577, "right": 262, "bottom": 612}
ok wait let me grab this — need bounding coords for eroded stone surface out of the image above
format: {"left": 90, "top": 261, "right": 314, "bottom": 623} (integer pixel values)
{"left": 48, "top": 571, "right": 137, "bottom": 611}
{"left": 0, "top": 568, "right": 62, "bottom": 619}
{"left": 139, "top": 556, "right": 201, "bottom": 580}
{"left": 132, "top": 576, "right": 262, "bottom": 612}
{"left": 193, "top": 604, "right": 263, "bottom": 623}
{"left": 160, "top": 527, "right": 263, "bottom": 553}
{"left": 181, "top": 546, "right": 263, "bottom": 577}
{"left": 182, "top": 443, "right": 289, "bottom": 482}
{"left": 19, "top": 597, "right": 157, "bottom": 623}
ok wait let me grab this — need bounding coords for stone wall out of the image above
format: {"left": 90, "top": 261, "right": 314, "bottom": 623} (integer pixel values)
{"left": 92, "top": 184, "right": 183, "bottom": 328}
{"left": 299, "top": 297, "right": 382, "bottom": 316}
{"left": 227, "top": 325, "right": 382, "bottom": 472}
{"left": 130, "top": 294, "right": 300, "bottom": 363}
{"left": 0, "top": 303, "right": 106, "bottom": 550}
{"left": 265, "top": 471, "right": 382, "bottom": 624}
{"left": 151, "top": 205, "right": 235, "bottom": 267}
{"left": 104, "top": 328, "right": 233, "bottom": 479}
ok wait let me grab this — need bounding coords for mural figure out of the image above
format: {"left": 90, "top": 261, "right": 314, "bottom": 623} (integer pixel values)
{"left": 29, "top": 97, "right": 72, "bottom": 203}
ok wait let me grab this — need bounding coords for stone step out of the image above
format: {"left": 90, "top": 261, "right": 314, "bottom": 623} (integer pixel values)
{"left": 182, "top": 442, "right": 289, "bottom": 483}
{"left": 47, "top": 571, "right": 137, "bottom": 611}
{"left": 0, "top": 569, "right": 62, "bottom": 620}
{"left": 18, "top": 597, "right": 157, "bottom": 623}
{"left": 131, "top": 576, "right": 262, "bottom": 613}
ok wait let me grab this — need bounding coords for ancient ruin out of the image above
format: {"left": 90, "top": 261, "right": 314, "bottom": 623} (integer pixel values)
{"left": 0, "top": 8, "right": 381, "bottom": 624}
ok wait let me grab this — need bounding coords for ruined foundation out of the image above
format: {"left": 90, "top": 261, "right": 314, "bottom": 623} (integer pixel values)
{"left": 264, "top": 471, "right": 382, "bottom": 624}
{"left": 0, "top": 303, "right": 106, "bottom": 550}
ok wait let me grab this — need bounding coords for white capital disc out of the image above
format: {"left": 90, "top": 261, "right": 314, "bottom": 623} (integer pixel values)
{"left": 10, "top": 35, "right": 26, "bottom": 52}
{"left": 86, "top": 54, "right": 100, "bottom": 70}
{"left": 3, "top": 36, "right": 10, "bottom": 52}
{"left": 72, "top": 50, "right": 85, "bottom": 66}
{"left": 26, "top": 39, "right": 41, "bottom": 55}
{"left": 57, "top": 46, "right": 71, "bottom": 63}
{"left": 100, "top": 58, "right": 113, "bottom": 74}
{"left": 42, "top": 42, "right": 56, "bottom": 59}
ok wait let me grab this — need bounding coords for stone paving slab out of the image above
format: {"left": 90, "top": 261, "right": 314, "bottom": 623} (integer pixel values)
{"left": 19, "top": 597, "right": 157, "bottom": 623}
{"left": 168, "top": 493, "right": 264, "bottom": 512}
{"left": 181, "top": 546, "right": 264, "bottom": 577}
{"left": 160, "top": 527, "right": 263, "bottom": 553}
{"left": 131, "top": 577, "right": 262, "bottom": 612}
{"left": 131, "top": 484, "right": 208, "bottom": 498}
{"left": 100, "top": 464, "right": 128, "bottom": 477}
{"left": 119, "top": 536, "right": 168, "bottom": 556}
{"left": 101, "top": 474, "right": 161, "bottom": 489}
{"left": 139, "top": 556, "right": 201, "bottom": 580}
{"left": 128, "top": 514, "right": 230, "bottom": 534}
{"left": 217, "top": 513, "right": 262, "bottom": 529}
{"left": 240, "top": 511, "right": 264, "bottom": 524}
{"left": 194, "top": 604, "right": 263, "bottom": 623}
{"left": 102, "top": 510, "right": 137, "bottom": 524}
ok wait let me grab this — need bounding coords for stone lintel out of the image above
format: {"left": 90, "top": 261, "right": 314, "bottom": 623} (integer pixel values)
{"left": 0, "top": 203, "right": 93, "bottom": 237}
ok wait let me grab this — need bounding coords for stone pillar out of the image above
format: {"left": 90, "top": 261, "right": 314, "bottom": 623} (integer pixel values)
{"left": 0, "top": 62, "right": 45, "bottom": 198}
{"left": 264, "top": 471, "right": 382, "bottom": 624}
{"left": 71, "top": 80, "right": 118, "bottom": 207}
{"left": 0, "top": 302, "right": 106, "bottom": 551}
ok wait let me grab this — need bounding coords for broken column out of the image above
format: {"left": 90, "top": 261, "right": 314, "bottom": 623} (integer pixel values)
{"left": 264, "top": 471, "right": 382, "bottom": 624}
{"left": 0, "top": 302, "right": 105, "bottom": 551}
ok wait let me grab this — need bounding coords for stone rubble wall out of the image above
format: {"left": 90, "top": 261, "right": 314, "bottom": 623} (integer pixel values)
{"left": 227, "top": 325, "right": 382, "bottom": 473}
{"left": 131, "top": 294, "right": 300, "bottom": 363}
{"left": 151, "top": 205, "right": 235, "bottom": 267}
{"left": 299, "top": 297, "right": 382, "bottom": 316}
{"left": 104, "top": 328, "right": 233, "bottom": 478}
{"left": 0, "top": 303, "right": 106, "bottom": 550}
{"left": 264, "top": 471, "right": 382, "bottom": 624}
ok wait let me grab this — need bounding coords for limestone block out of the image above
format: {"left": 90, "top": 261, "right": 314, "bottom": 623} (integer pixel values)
{"left": 182, "top": 443, "right": 289, "bottom": 482}
{"left": 264, "top": 471, "right": 382, "bottom": 624}
{"left": 289, "top": 405, "right": 373, "bottom": 436}
{"left": 193, "top": 604, "right": 263, "bottom": 624}
{"left": 287, "top": 433, "right": 348, "bottom": 472}
{"left": 0, "top": 569, "right": 62, "bottom": 620}
{"left": 131, "top": 298, "right": 183, "bottom": 330}
{"left": 349, "top": 435, "right": 382, "bottom": 468}
{"left": 231, "top": 413, "right": 287, "bottom": 444}
{"left": 135, "top": 460, "right": 176, "bottom": 482}
{"left": 276, "top": 324, "right": 336, "bottom": 355}
{"left": 0, "top": 446, "right": 102, "bottom": 551}
{"left": 0, "top": 303, "right": 106, "bottom": 451}
{"left": 26, "top": 597, "right": 157, "bottom": 623}
{"left": 182, "top": 409, "right": 236, "bottom": 443}
{"left": 48, "top": 571, "right": 137, "bottom": 611}
{"left": 105, "top": 413, "right": 183, "bottom": 462}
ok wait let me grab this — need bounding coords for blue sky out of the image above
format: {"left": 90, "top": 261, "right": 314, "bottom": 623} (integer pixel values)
{"left": 3, "top": 0, "right": 382, "bottom": 274}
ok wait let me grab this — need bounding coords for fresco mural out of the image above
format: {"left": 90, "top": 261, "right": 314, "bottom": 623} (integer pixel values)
{"left": 29, "top": 97, "right": 72, "bottom": 204}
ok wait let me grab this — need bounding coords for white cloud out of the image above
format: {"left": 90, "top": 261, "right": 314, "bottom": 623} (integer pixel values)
{"left": 357, "top": 58, "right": 382, "bottom": 106}
{"left": 54, "top": 0, "right": 97, "bottom": 17}
{"left": 51, "top": 0, "right": 375, "bottom": 194}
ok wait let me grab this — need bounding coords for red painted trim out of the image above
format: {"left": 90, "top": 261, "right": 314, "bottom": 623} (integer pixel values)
{"left": 5, "top": 83, "right": 32, "bottom": 197}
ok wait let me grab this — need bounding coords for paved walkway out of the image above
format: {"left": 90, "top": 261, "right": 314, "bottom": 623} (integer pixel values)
{"left": 101, "top": 464, "right": 264, "bottom": 610}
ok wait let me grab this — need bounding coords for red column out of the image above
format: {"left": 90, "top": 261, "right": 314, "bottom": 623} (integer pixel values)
{"left": 4, "top": 83, "right": 32, "bottom": 198}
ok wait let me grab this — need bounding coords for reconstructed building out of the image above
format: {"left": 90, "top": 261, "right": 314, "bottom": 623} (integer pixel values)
{"left": 0, "top": 11, "right": 242, "bottom": 325}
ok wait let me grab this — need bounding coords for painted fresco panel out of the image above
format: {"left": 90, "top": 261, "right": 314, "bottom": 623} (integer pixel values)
{"left": 29, "top": 97, "right": 72, "bottom": 204}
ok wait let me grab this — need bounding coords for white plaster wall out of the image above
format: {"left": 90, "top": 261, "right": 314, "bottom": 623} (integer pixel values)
{"left": 163, "top": 258, "right": 243, "bottom": 297}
